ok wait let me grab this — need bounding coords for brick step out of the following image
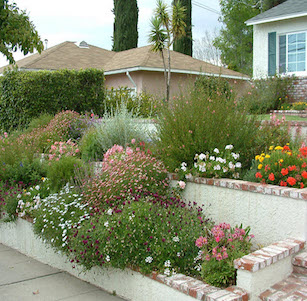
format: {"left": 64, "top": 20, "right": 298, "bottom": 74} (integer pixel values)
{"left": 292, "top": 251, "right": 307, "bottom": 276}
{"left": 260, "top": 273, "right": 307, "bottom": 300}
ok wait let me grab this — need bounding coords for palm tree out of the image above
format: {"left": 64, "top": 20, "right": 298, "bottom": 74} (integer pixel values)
{"left": 148, "top": 0, "right": 186, "bottom": 102}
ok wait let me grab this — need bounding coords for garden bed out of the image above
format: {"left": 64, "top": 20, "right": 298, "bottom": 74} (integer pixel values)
{"left": 170, "top": 174, "right": 307, "bottom": 247}
{"left": 0, "top": 218, "right": 248, "bottom": 301}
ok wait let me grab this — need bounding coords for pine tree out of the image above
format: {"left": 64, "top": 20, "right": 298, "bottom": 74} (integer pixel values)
{"left": 112, "top": 0, "right": 138, "bottom": 52}
{"left": 173, "top": 0, "right": 192, "bottom": 56}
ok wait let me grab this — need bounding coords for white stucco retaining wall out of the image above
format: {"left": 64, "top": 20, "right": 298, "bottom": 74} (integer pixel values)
{"left": 177, "top": 179, "right": 307, "bottom": 247}
{"left": 0, "top": 218, "right": 197, "bottom": 301}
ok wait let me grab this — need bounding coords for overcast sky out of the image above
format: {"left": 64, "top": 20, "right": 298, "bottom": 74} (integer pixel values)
{"left": 0, "top": 0, "right": 221, "bottom": 67}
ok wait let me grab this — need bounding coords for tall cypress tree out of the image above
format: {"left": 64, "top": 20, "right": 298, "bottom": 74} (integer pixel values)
{"left": 112, "top": 0, "right": 138, "bottom": 52}
{"left": 173, "top": 0, "right": 192, "bottom": 56}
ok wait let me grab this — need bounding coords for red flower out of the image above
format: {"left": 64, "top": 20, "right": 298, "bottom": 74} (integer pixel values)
{"left": 302, "top": 162, "right": 307, "bottom": 168}
{"left": 287, "top": 177, "right": 296, "bottom": 186}
{"left": 300, "top": 182, "right": 304, "bottom": 189}
{"left": 255, "top": 172, "right": 262, "bottom": 179}
{"left": 288, "top": 165, "right": 297, "bottom": 172}
{"left": 283, "top": 145, "right": 291, "bottom": 152}
{"left": 299, "top": 147, "right": 307, "bottom": 158}
{"left": 302, "top": 171, "right": 307, "bottom": 179}
{"left": 281, "top": 168, "right": 289, "bottom": 176}
{"left": 265, "top": 164, "right": 270, "bottom": 172}
{"left": 268, "top": 173, "right": 275, "bottom": 181}
{"left": 280, "top": 180, "right": 287, "bottom": 187}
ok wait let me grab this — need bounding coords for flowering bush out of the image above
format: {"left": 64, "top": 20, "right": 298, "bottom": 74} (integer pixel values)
{"left": 33, "top": 184, "right": 92, "bottom": 250}
{"left": 67, "top": 194, "right": 209, "bottom": 276}
{"left": 83, "top": 144, "right": 169, "bottom": 210}
{"left": 179, "top": 145, "right": 242, "bottom": 180}
{"left": 253, "top": 144, "right": 307, "bottom": 188}
{"left": 195, "top": 223, "right": 253, "bottom": 287}
{"left": 48, "top": 139, "right": 80, "bottom": 161}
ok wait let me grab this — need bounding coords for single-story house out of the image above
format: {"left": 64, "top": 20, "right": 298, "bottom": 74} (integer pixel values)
{"left": 246, "top": 0, "right": 307, "bottom": 101}
{"left": 0, "top": 41, "right": 250, "bottom": 98}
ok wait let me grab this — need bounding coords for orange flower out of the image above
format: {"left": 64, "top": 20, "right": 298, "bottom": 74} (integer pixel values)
{"left": 288, "top": 165, "right": 297, "bottom": 172}
{"left": 255, "top": 172, "right": 262, "bottom": 179}
{"left": 283, "top": 145, "right": 291, "bottom": 152}
{"left": 302, "top": 171, "right": 307, "bottom": 179}
{"left": 281, "top": 168, "right": 289, "bottom": 176}
{"left": 300, "top": 182, "right": 304, "bottom": 189}
{"left": 280, "top": 180, "right": 287, "bottom": 186}
{"left": 302, "top": 162, "right": 307, "bottom": 168}
{"left": 299, "top": 147, "right": 307, "bottom": 158}
{"left": 268, "top": 173, "right": 275, "bottom": 181}
{"left": 286, "top": 177, "right": 296, "bottom": 186}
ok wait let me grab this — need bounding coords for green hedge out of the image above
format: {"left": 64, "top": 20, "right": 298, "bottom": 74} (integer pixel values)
{"left": 0, "top": 68, "right": 105, "bottom": 131}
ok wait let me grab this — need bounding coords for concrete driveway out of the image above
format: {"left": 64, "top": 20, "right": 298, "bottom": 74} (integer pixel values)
{"left": 0, "top": 243, "right": 126, "bottom": 301}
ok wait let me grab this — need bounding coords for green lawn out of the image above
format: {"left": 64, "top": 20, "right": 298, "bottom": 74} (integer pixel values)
{"left": 255, "top": 114, "right": 307, "bottom": 122}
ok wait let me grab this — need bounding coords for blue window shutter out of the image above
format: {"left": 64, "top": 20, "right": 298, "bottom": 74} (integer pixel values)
{"left": 268, "top": 32, "right": 277, "bottom": 76}
{"left": 279, "top": 35, "right": 286, "bottom": 73}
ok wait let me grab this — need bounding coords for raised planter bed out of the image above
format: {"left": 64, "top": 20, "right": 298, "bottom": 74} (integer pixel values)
{"left": 170, "top": 174, "right": 307, "bottom": 247}
{"left": 270, "top": 110, "right": 307, "bottom": 118}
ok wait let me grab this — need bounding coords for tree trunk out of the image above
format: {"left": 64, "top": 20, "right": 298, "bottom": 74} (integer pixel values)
{"left": 167, "top": 47, "right": 171, "bottom": 103}
{"left": 161, "top": 50, "right": 168, "bottom": 102}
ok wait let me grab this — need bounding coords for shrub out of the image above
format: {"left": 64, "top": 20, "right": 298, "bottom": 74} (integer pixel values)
{"left": 241, "top": 75, "right": 295, "bottom": 114}
{"left": 292, "top": 102, "right": 307, "bottom": 111}
{"left": 0, "top": 69, "right": 105, "bottom": 131}
{"left": 68, "top": 194, "right": 208, "bottom": 276}
{"left": 105, "top": 87, "right": 159, "bottom": 118}
{"left": 250, "top": 144, "right": 307, "bottom": 188}
{"left": 179, "top": 145, "right": 242, "bottom": 180}
{"left": 33, "top": 184, "right": 92, "bottom": 251}
{"left": 94, "top": 102, "right": 149, "bottom": 154}
{"left": 48, "top": 140, "right": 80, "bottom": 161}
{"left": 82, "top": 144, "right": 169, "bottom": 211}
{"left": 47, "top": 156, "right": 85, "bottom": 192}
{"left": 154, "top": 83, "right": 256, "bottom": 172}
{"left": 79, "top": 127, "right": 104, "bottom": 161}
{"left": 195, "top": 223, "right": 253, "bottom": 287}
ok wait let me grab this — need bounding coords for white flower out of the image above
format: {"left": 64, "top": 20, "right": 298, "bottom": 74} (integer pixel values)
{"left": 145, "top": 256, "right": 153, "bottom": 263}
{"left": 104, "top": 221, "right": 109, "bottom": 227}
{"left": 232, "top": 152, "right": 240, "bottom": 160}
{"left": 164, "top": 260, "right": 171, "bottom": 267}
{"left": 199, "top": 165, "right": 206, "bottom": 173}
{"left": 173, "top": 236, "right": 180, "bottom": 242}
{"left": 164, "top": 268, "right": 171, "bottom": 276}
{"left": 106, "top": 255, "right": 110, "bottom": 262}
{"left": 185, "top": 173, "right": 192, "bottom": 179}
{"left": 222, "top": 167, "right": 228, "bottom": 173}
{"left": 35, "top": 185, "right": 40, "bottom": 190}
{"left": 181, "top": 162, "right": 187, "bottom": 172}
{"left": 214, "top": 164, "right": 221, "bottom": 171}
{"left": 209, "top": 156, "right": 215, "bottom": 161}
{"left": 199, "top": 153, "right": 206, "bottom": 161}
{"left": 17, "top": 194, "right": 21, "bottom": 199}
{"left": 229, "top": 162, "right": 235, "bottom": 169}
{"left": 216, "top": 157, "right": 226, "bottom": 164}
{"left": 194, "top": 162, "right": 198, "bottom": 168}
{"left": 214, "top": 148, "right": 219, "bottom": 154}
{"left": 107, "top": 209, "right": 113, "bottom": 215}
{"left": 177, "top": 252, "right": 181, "bottom": 257}
{"left": 225, "top": 145, "right": 234, "bottom": 150}
{"left": 235, "top": 162, "right": 242, "bottom": 168}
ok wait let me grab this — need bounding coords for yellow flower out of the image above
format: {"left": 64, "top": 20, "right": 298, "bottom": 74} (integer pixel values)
{"left": 259, "top": 157, "right": 265, "bottom": 163}
{"left": 255, "top": 155, "right": 260, "bottom": 161}
{"left": 265, "top": 154, "right": 270, "bottom": 159}
{"left": 279, "top": 159, "right": 284, "bottom": 163}
{"left": 269, "top": 146, "right": 274, "bottom": 151}
{"left": 261, "top": 153, "right": 265, "bottom": 156}
{"left": 287, "top": 152, "right": 292, "bottom": 156}
{"left": 258, "top": 164, "right": 263, "bottom": 169}
{"left": 275, "top": 146, "right": 283, "bottom": 150}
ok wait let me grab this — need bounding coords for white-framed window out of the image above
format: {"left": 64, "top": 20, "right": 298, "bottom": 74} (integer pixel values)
{"left": 279, "top": 31, "right": 306, "bottom": 74}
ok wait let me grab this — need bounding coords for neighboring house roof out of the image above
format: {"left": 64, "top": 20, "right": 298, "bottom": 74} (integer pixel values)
{"left": 246, "top": 0, "right": 307, "bottom": 25}
{"left": 0, "top": 41, "right": 249, "bottom": 80}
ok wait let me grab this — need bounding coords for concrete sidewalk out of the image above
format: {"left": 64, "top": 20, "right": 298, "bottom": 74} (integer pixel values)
{"left": 0, "top": 243, "right": 126, "bottom": 301}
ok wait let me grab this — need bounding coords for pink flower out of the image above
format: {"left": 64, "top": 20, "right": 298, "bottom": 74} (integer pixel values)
{"left": 216, "top": 253, "right": 223, "bottom": 261}
{"left": 205, "top": 254, "right": 210, "bottom": 261}
{"left": 215, "top": 236, "right": 220, "bottom": 243}
{"left": 177, "top": 181, "right": 186, "bottom": 190}
{"left": 195, "top": 236, "right": 204, "bottom": 247}
{"left": 131, "top": 139, "right": 136, "bottom": 144}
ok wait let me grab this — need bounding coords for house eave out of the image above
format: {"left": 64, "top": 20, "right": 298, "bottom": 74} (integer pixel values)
{"left": 246, "top": 12, "right": 307, "bottom": 26}
{"left": 104, "top": 66, "right": 250, "bottom": 81}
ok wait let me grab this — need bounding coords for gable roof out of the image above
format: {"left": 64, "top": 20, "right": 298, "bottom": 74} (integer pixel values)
{"left": 246, "top": 0, "right": 307, "bottom": 26}
{"left": 0, "top": 41, "right": 249, "bottom": 80}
